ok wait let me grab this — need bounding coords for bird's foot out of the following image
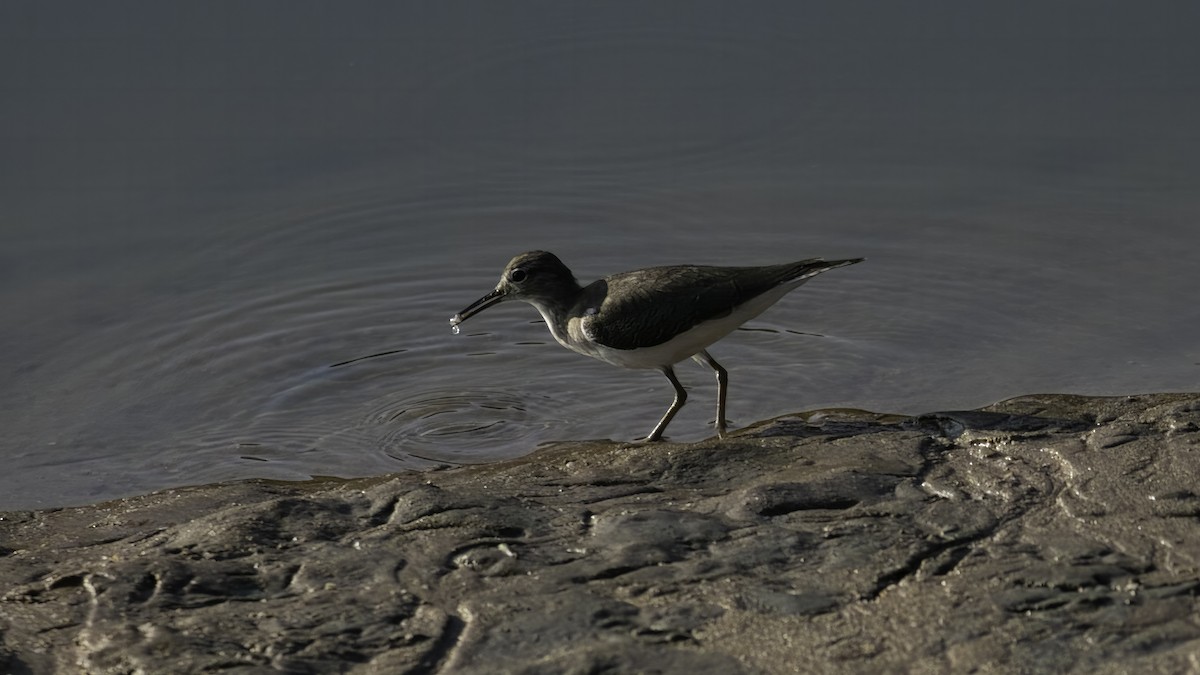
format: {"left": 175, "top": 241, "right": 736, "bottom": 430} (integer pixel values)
{"left": 712, "top": 419, "right": 730, "bottom": 440}
{"left": 633, "top": 434, "right": 667, "bottom": 444}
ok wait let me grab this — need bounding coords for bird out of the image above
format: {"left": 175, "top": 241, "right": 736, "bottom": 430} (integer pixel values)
{"left": 450, "top": 251, "right": 863, "bottom": 441}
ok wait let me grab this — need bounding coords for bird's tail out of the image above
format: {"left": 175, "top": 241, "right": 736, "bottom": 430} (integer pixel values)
{"left": 789, "top": 257, "right": 865, "bottom": 280}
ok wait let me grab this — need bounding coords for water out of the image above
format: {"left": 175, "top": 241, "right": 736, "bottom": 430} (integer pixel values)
{"left": 3, "top": 1, "right": 1198, "bottom": 510}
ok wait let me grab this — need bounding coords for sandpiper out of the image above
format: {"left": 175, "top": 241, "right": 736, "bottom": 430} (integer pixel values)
{"left": 451, "top": 251, "right": 863, "bottom": 441}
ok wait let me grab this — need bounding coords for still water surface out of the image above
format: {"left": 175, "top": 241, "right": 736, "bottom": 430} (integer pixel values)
{"left": 2, "top": 2, "right": 1198, "bottom": 509}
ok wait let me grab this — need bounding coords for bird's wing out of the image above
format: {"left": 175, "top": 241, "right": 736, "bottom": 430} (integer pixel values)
{"left": 580, "top": 261, "right": 825, "bottom": 350}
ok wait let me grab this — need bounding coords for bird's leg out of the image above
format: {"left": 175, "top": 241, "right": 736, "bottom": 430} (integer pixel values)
{"left": 693, "top": 350, "right": 728, "bottom": 438}
{"left": 643, "top": 365, "right": 687, "bottom": 442}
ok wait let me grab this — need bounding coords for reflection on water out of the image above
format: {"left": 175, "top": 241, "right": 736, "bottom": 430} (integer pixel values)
{"left": 2, "top": 2, "right": 1198, "bottom": 509}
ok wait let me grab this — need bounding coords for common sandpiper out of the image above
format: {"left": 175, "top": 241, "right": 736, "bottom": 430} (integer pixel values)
{"left": 451, "top": 251, "right": 863, "bottom": 441}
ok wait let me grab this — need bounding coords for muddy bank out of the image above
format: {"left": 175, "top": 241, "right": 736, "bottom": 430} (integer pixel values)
{"left": 3, "top": 393, "right": 1200, "bottom": 673}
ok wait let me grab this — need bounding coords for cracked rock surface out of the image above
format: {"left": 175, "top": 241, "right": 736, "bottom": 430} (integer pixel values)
{"left": 3, "top": 393, "right": 1200, "bottom": 673}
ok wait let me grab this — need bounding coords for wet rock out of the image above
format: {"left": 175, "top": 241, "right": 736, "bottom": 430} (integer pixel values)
{"left": 2, "top": 393, "right": 1200, "bottom": 673}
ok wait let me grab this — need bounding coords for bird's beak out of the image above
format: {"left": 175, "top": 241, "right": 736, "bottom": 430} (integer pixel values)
{"left": 450, "top": 287, "right": 506, "bottom": 327}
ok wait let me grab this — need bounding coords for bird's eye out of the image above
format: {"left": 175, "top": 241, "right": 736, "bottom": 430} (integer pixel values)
{"left": 508, "top": 268, "right": 528, "bottom": 283}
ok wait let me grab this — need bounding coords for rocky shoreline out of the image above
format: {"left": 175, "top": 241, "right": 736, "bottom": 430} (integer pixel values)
{"left": 3, "top": 393, "right": 1200, "bottom": 673}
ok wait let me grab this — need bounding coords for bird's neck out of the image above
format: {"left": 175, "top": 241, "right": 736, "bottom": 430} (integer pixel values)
{"left": 527, "top": 287, "right": 581, "bottom": 347}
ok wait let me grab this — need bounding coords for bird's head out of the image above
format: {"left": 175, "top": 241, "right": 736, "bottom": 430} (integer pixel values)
{"left": 450, "top": 251, "right": 579, "bottom": 328}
